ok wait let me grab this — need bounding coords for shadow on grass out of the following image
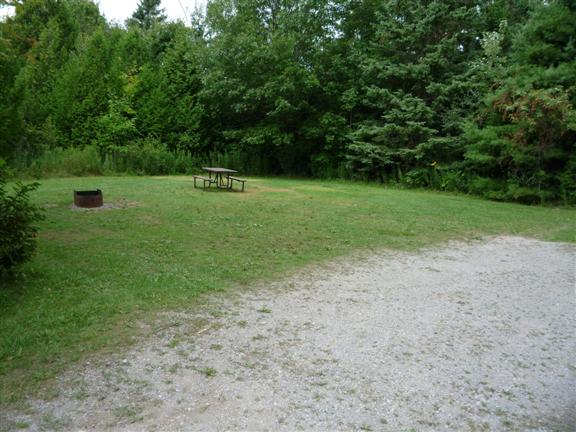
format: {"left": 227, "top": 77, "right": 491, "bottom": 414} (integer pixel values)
{"left": 0, "top": 269, "right": 33, "bottom": 305}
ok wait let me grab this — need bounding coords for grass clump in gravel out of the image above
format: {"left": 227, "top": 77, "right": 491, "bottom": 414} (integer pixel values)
{"left": 198, "top": 367, "right": 217, "bottom": 377}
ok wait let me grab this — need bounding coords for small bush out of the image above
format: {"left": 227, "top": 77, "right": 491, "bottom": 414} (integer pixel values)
{"left": 403, "top": 167, "right": 442, "bottom": 189}
{"left": 0, "top": 159, "right": 44, "bottom": 272}
{"left": 438, "top": 167, "right": 468, "bottom": 192}
{"left": 468, "top": 176, "right": 505, "bottom": 199}
{"left": 505, "top": 184, "right": 543, "bottom": 205}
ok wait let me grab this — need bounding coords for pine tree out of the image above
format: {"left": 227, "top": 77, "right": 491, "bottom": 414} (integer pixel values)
{"left": 343, "top": 0, "right": 483, "bottom": 183}
{"left": 129, "top": 0, "right": 166, "bottom": 30}
{"left": 462, "top": 1, "right": 576, "bottom": 203}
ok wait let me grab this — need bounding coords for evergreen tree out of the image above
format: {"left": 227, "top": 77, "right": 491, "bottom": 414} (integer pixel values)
{"left": 342, "top": 0, "right": 484, "bottom": 183}
{"left": 128, "top": 0, "right": 167, "bottom": 30}
{"left": 134, "top": 23, "right": 203, "bottom": 151}
{"left": 463, "top": 0, "right": 576, "bottom": 203}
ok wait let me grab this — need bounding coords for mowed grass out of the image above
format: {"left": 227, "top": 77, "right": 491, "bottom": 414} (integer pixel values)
{"left": 1, "top": 176, "right": 574, "bottom": 402}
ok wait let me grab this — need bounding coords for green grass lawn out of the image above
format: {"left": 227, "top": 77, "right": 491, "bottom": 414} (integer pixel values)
{"left": 1, "top": 176, "right": 574, "bottom": 403}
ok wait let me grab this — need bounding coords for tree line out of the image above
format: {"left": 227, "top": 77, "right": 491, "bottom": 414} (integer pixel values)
{"left": 0, "top": 0, "right": 574, "bottom": 203}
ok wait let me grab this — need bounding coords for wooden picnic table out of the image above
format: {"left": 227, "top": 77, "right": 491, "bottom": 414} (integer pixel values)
{"left": 202, "top": 167, "right": 237, "bottom": 189}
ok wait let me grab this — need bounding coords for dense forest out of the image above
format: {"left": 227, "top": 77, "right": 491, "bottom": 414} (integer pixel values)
{"left": 0, "top": 0, "right": 574, "bottom": 203}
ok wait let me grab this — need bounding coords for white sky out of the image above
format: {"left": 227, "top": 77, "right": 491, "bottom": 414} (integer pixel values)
{"left": 0, "top": 1, "right": 207, "bottom": 24}
{"left": 97, "top": 0, "right": 206, "bottom": 24}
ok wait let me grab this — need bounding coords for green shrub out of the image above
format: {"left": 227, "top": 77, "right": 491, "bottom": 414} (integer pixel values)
{"left": 403, "top": 166, "right": 442, "bottom": 189}
{"left": 0, "top": 159, "right": 44, "bottom": 273}
{"left": 505, "top": 184, "right": 544, "bottom": 205}
{"left": 468, "top": 176, "right": 506, "bottom": 200}
{"left": 438, "top": 167, "right": 468, "bottom": 192}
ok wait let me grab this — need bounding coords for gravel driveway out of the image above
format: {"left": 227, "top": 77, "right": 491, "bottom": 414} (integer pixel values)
{"left": 5, "top": 236, "right": 575, "bottom": 431}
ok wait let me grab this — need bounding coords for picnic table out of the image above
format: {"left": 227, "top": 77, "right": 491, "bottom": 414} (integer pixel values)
{"left": 203, "top": 167, "right": 237, "bottom": 188}
{"left": 194, "top": 167, "right": 247, "bottom": 191}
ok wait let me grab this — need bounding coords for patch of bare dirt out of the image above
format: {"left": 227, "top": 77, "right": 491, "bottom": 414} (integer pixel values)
{"left": 69, "top": 200, "right": 140, "bottom": 211}
{"left": 294, "top": 185, "right": 339, "bottom": 192}
{"left": 245, "top": 185, "right": 294, "bottom": 194}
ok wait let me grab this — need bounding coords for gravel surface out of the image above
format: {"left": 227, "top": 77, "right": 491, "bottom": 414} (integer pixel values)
{"left": 4, "top": 236, "right": 575, "bottom": 431}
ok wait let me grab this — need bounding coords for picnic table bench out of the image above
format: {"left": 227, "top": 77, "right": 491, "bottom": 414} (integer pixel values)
{"left": 228, "top": 176, "right": 247, "bottom": 192}
{"left": 193, "top": 175, "right": 216, "bottom": 189}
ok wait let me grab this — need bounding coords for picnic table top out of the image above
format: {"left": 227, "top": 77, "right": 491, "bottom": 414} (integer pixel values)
{"left": 202, "top": 167, "right": 238, "bottom": 174}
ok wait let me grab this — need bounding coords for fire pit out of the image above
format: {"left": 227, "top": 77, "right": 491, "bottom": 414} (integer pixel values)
{"left": 74, "top": 189, "right": 103, "bottom": 208}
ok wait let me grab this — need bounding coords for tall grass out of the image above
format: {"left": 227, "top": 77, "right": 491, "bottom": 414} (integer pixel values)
{"left": 21, "top": 146, "right": 104, "bottom": 178}
{"left": 102, "top": 141, "right": 199, "bottom": 175}
{"left": 10, "top": 142, "right": 278, "bottom": 178}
